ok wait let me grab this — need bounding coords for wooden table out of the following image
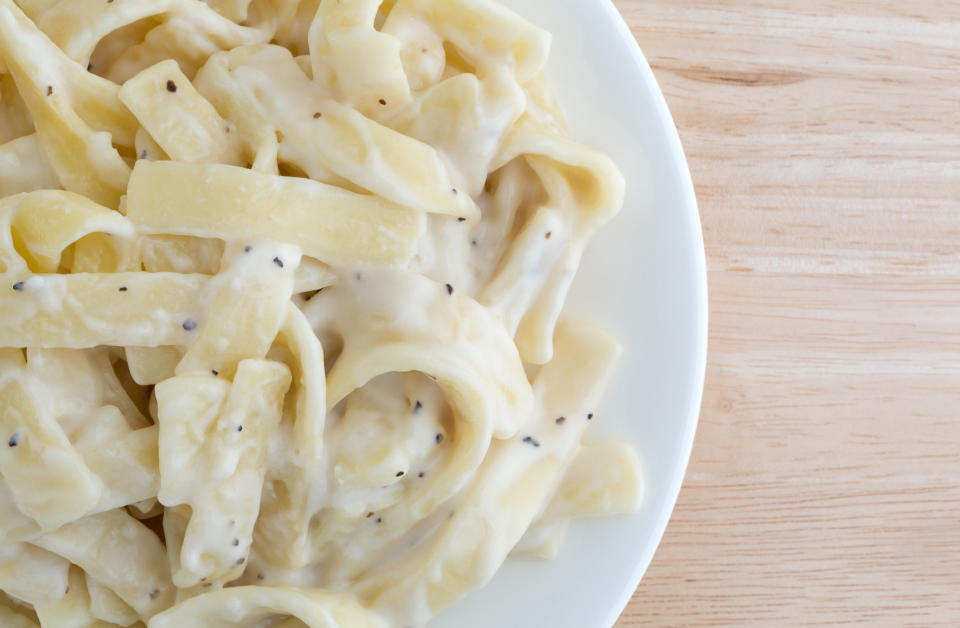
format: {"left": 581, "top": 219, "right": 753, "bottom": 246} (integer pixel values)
{"left": 612, "top": 2, "right": 960, "bottom": 626}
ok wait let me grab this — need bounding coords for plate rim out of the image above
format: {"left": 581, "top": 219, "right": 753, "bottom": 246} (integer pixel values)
{"left": 594, "top": 0, "right": 708, "bottom": 623}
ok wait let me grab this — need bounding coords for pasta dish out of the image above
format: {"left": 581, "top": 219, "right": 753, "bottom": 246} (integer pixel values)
{"left": 0, "top": 0, "right": 643, "bottom": 626}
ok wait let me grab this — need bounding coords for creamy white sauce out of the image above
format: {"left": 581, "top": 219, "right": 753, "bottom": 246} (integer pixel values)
{"left": 0, "top": 1, "right": 637, "bottom": 625}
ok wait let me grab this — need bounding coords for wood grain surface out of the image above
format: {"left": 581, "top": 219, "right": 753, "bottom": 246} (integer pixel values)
{"left": 612, "top": 2, "right": 960, "bottom": 626}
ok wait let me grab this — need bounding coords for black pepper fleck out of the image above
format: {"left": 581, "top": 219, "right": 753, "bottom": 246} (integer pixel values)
{"left": 313, "top": 112, "right": 322, "bottom": 119}
{"left": 273, "top": 257, "right": 284, "bottom": 268}
{"left": 236, "top": 557, "right": 245, "bottom": 565}
{"left": 435, "top": 433, "right": 444, "bottom": 444}
{"left": 12, "top": 282, "right": 24, "bottom": 291}
{"left": 418, "top": 471, "right": 425, "bottom": 478}
{"left": 166, "top": 80, "right": 177, "bottom": 92}
{"left": 232, "top": 538, "right": 239, "bottom": 546}
{"left": 7, "top": 433, "right": 18, "bottom": 447}
{"left": 182, "top": 319, "right": 197, "bottom": 331}
{"left": 555, "top": 416, "right": 566, "bottom": 425}
{"left": 119, "top": 286, "right": 128, "bottom": 292}
{"left": 211, "top": 369, "right": 219, "bottom": 376}
{"left": 375, "top": 517, "right": 382, "bottom": 524}
{"left": 413, "top": 400, "right": 422, "bottom": 413}
{"left": 395, "top": 471, "right": 404, "bottom": 477}
{"left": 451, "top": 188, "right": 458, "bottom": 195}
{"left": 545, "top": 231, "right": 552, "bottom": 239}
{"left": 244, "top": 245, "right": 252, "bottom": 253}
{"left": 378, "top": 98, "right": 387, "bottom": 105}
{"left": 522, "top": 435, "right": 541, "bottom": 447}
{"left": 471, "top": 239, "right": 479, "bottom": 247}
{"left": 257, "top": 572, "right": 265, "bottom": 580}
{"left": 46, "top": 85, "right": 53, "bottom": 96}
{"left": 236, "top": 425, "right": 242, "bottom": 432}
{"left": 139, "top": 150, "right": 147, "bottom": 160}
{"left": 366, "top": 512, "right": 374, "bottom": 518}
{"left": 587, "top": 412, "right": 594, "bottom": 420}
{"left": 457, "top": 217, "right": 466, "bottom": 222}
{"left": 149, "top": 589, "right": 159, "bottom": 599}
{"left": 445, "top": 283, "right": 454, "bottom": 295}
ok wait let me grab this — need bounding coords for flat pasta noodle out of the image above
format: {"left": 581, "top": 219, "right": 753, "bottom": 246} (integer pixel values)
{"left": 171, "top": 241, "right": 299, "bottom": 378}
{"left": 481, "top": 125, "right": 626, "bottom": 363}
{"left": 104, "top": 3, "right": 283, "bottom": 84}
{"left": 186, "top": 47, "right": 284, "bottom": 173}
{"left": 251, "top": 442, "right": 314, "bottom": 568}
{"left": 24, "top": 347, "right": 150, "bottom": 432}
{"left": 138, "top": 235, "right": 223, "bottom": 274}
{"left": 0, "top": 0, "right": 138, "bottom": 146}
{"left": 272, "top": 0, "right": 323, "bottom": 57}
{"left": 0, "top": 543, "right": 70, "bottom": 607}
{"left": 0, "top": 135, "right": 59, "bottom": 198}
{"left": 86, "top": 573, "right": 140, "bottom": 627}
{"left": 0, "top": 189, "right": 135, "bottom": 273}
{"left": 34, "top": 565, "right": 97, "bottom": 628}
{"left": 351, "top": 322, "right": 621, "bottom": 622}
{"left": 537, "top": 439, "right": 644, "bottom": 525}
{"left": 293, "top": 268, "right": 532, "bottom": 584}
{"left": 0, "top": 73, "right": 35, "bottom": 144}
{"left": 147, "top": 586, "right": 387, "bottom": 628}
{"left": 157, "top": 359, "right": 291, "bottom": 586}
{"left": 125, "top": 346, "right": 184, "bottom": 386}
{"left": 68, "top": 230, "right": 141, "bottom": 273}
{"left": 383, "top": 68, "right": 526, "bottom": 197}
{"left": 0, "top": 0, "right": 134, "bottom": 206}
{"left": 0, "top": 0, "right": 644, "bottom": 625}
{"left": 33, "top": 509, "right": 176, "bottom": 620}
{"left": 126, "top": 160, "right": 426, "bottom": 267}
{"left": 134, "top": 127, "right": 168, "bottom": 163}
{"left": 154, "top": 376, "right": 229, "bottom": 508}
{"left": 314, "top": 269, "right": 530, "bottom": 442}
{"left": 0, "top": 478, "right": 41, "bottom": 544}
{"left": 385, "top": 0, "right": 552, "bottom": 82}
{"left": 193, "top": 44, "right": 481, "bottom": 218}
{"left": 204, "top": 0, "right": 256, "bottom": 23}
{"left": 81, "top": 425, "right": 160, "bottom": 514}
{"left": 34, "top": 0, "right": 269, "bottom": 64}
{"left": 0, "top": 272, "right": 209, "bottom": 349}
{"left": 0, "top": 420, "right": 159, "bottom": 545}
{"left": 161, "top": 506, "right": 210, "bottom": 604}
{"left": 292, "top": 257, "right": 337, "bottom": 296}
{"left": 0, "top": 374, "right": 104, "bottom": 530}
{"left": 119, "top": 60, "right": 244, "bottom": 166}
{"left": 0, "top": 594, "right": 40, "bottom": 628}
{"left": 276, "top": 303, "right": 326, "bottom": 463}
{"left": 307, "top": 0, "right": 411, "bottom": 116}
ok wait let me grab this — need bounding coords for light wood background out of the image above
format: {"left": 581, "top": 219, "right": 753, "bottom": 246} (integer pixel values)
{"left": 612, "top": 2, "right": 960, "bottom": 626}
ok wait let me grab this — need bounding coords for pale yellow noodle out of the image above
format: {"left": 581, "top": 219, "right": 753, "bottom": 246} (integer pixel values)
{"left": 0, "top": 1, "right": 641, "bottom": 626}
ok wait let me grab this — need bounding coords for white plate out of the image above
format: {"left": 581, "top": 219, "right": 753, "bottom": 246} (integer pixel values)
{"left": 430, "top": 1, "right": 707, "bottom": 626}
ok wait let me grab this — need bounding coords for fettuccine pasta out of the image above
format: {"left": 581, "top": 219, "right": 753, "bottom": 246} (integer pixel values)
{"left": 0, "top": 0, "right": 643, "bottom": 625}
